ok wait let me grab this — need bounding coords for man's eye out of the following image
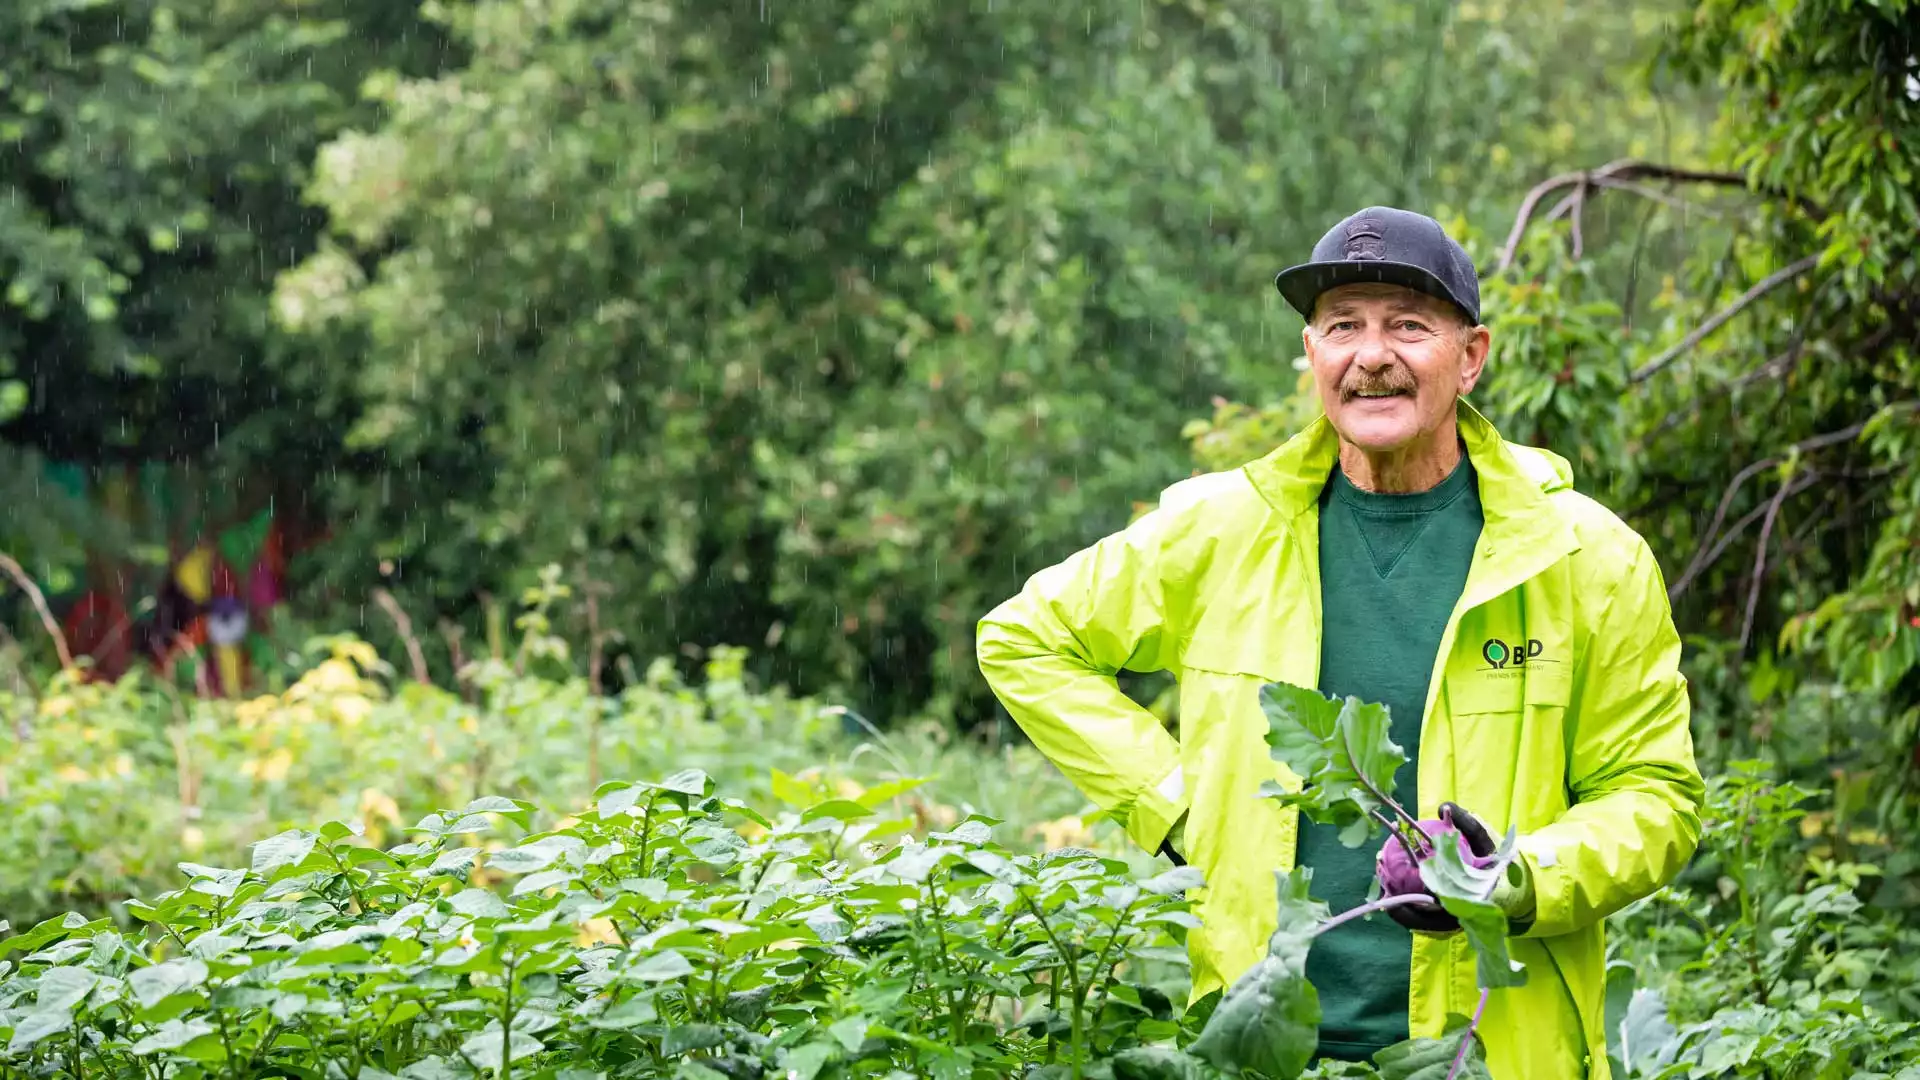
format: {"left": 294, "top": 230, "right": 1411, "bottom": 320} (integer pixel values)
{"left": 1395, "top": 320, "right": 1430, "bottom": 332}
{"left": 1329, "top": 320, "right": 1358, "bottom": 332}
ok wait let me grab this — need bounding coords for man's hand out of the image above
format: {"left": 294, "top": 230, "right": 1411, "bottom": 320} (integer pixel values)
{"left": 1378, "top": 802, "right": 1533, "bottom": 933}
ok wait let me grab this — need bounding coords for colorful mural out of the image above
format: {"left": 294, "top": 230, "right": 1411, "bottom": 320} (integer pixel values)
{"left": 36, "top": 461, "right": 311, "bottom": 696}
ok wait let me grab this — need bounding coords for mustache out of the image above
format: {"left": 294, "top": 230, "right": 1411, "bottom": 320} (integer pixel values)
{"left": 1340, "top": 371, "right": 1417, "bottom": 400}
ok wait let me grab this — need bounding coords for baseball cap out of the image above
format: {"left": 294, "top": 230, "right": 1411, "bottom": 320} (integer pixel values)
{"left": 1274, "top": 207, "right": 1481, "bottom": 325}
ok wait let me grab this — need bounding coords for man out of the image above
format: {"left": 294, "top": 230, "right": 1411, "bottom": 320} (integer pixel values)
{"left": 976, "top": 207, "right": 1702, "bottom": 1079}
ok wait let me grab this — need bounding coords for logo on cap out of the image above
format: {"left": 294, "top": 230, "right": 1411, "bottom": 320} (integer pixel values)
{"left": 1344, "top": 219, "right": 1387, "bottom": 261}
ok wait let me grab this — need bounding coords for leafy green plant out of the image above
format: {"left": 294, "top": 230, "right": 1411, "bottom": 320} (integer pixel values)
{"left": 1602, "top": 762, "right": 1920, "bottom": 1078}
{"left": 0, "top": 770, "right": 1207, "bottom": 1079}
{"left": 0, "top": 636, "right": 1094, "bottom": 929}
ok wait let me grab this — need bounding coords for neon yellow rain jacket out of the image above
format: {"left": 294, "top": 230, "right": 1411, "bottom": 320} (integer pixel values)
{"left": 977, "top": 401, "right": 1703, "bottom": 1080}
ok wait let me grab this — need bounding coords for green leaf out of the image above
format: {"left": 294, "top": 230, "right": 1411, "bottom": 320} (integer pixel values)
{"left": 723, "top": 985, "right": 772, "bottom": 1026}
{"left": 654, "top": 768, "right": 713, "bottom": 798}
{"left": 1260, "top": 682, "right": 1407, "bottom": 834}
{"left": 1418, "top": 830, "right": 1526, "bottom": 989}
{"left": 801, "top": 798, "right": 874, "bottom": 823}
{"left": 625, "top": 948, "right": 695, "bottom": 982}
{"left": 251, "top": 829, "right": 318, "bottom": 877}
{"left": 8, "top": 1009, "right": 73, "bottom": 1053}
{"left": 1110, "top": 1047, "right": 1206, "bottom": 1080}
{"left": 1187, "top": 952, "right": 1319, "bottom": 1078}
{"left": 130, "top": 1017, "right": 218, "bottom": 1054}
{"left": 34, "top": 966, "right": 97, "bottom": 1011}
{"left": 1372, "top": 1015, "right": 1490, "bottom": 1080}
{"left": 1265, "top": 866, "right": 1334, "bottom": 971}
{"left": 662, "top": 1022, "right": 728, "bottom": 1054}
{"left": 828, "top": 1015, "right": 870, "bottom": 1054}
{"left": 1616, "top": 988, "right": 1678, "bottom": 1076}
{"left": 459, "top": 1024, "right": 543, "bottom": 1069}
{"left": 928, "top": 819, "right": 992, "bottom": 845}
{"left": 884, "top": 843, "right": 955, "bottom": 882}
{"left": 853, "top": 777, "right": 927, "bottom": 809}
{"left": 588, "top": 998, "right": 658, "bottom": 1029}
{"left": 512, "top": 868, "right": 578, "bottom": 895}
{"left": 782, "top": 1042, "right": 837, "bottom": 1080}
{"left": 444, "top": 889, "right": 510, "bottom": 919}
{"left": 427, "top": 847, "right": 481, "bottom": 875}
{"left": 128, "top": 958, "right": 210, "bottom": 1010}
{"left": 597, "top": 785, "right": 643, "bottom": 818}
{"left": 0, "top": 914, "right": 102, "bottom": 962}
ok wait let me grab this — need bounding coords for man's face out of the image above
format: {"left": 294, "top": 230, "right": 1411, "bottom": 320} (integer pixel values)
{"left": 1302, "top": 283, "right": 1490, "bottom": 454}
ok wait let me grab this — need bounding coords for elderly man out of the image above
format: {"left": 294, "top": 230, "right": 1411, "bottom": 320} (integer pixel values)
{"left": 976, "top": 207, "right": 1703, "bottom": 1079}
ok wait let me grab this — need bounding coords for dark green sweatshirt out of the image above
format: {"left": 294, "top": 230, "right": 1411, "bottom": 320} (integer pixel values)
{"left": 1299, "top": 456, "right": 1483, "bottom": 1062}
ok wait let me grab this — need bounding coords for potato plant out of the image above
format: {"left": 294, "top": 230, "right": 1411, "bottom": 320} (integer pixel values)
{"left": 4, "top": 678, "right": 1915, "bottom": 1079}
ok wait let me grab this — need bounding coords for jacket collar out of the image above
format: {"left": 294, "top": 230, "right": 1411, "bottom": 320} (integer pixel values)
{"left": 1240, "top": 398, "right": 1580, "bottom": 569}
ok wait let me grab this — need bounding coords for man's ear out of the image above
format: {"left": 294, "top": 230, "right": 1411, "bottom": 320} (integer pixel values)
{"left": 1456, "top": 324, "right": 1492, "bottom": 395}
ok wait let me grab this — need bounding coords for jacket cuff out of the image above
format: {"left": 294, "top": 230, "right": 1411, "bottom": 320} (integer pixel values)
{"left": 1126, "top": 762, "right": 1188, "bottom": 854}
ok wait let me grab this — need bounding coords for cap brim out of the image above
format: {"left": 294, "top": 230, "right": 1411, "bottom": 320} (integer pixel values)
{"left": 1273, "top": 260, "right": 1477, "bottom": 324}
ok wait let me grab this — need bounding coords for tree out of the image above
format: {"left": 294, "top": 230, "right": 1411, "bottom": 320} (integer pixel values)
{"left": 281, "top": 0, "right": 1706, "bottom": 723}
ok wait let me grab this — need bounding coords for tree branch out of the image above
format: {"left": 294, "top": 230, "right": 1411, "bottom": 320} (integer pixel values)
{"left": 371, "top": 588, "right": 430, "bottom": 686}
{"left": 1489, "top": 159, "right": 1821, "bottom": 276}
{"left": 1629, "top": 255, "right": 1821, "bottom": 383}
{"left": 1739, "top": 475, "right": 1797, "bottom": 651}
{"left": 1669, "top": 403, "right": 1918, "bottom": 601}
{"left": 0, "top": 551, "right": 74, "bottom": 671}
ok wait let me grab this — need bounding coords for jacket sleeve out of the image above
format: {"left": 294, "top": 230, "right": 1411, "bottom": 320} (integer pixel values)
{"left": 976, "top": 503, "right": 1188, "bottom": 855}
{"left": 1516, "top": 538, "right": 1705, "bottom": 939}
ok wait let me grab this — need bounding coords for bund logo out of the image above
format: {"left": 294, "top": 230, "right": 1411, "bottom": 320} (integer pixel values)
{"left": 1482, "top": 637, "right": 1550, "bottom": 669}
{"left": 1344, "top": 218, "right": 1387, "bottom": 261}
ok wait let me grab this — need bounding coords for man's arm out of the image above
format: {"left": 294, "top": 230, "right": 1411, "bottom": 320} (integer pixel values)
{"left": 976, "top": 505, "right": 1188, "bottom": 856}
{"left": 1516, "top": 537, "right": 1706, "bottom": 938}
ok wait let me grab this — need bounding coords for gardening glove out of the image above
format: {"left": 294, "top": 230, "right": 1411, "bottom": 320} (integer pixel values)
{"left": 1379, "top": 802, "right": 1534, "bottom": 934}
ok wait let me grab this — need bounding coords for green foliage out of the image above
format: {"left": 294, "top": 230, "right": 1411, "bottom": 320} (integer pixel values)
{"left": 261, "top": 0, "right": 1713, "bottom": 725}
{"left": 0, "top": 0, "right": 447, "bottom": 578}
{"left": 0, "top": 636, "right": 1093, "bottom": 930}
{"left": 1604, "top": 762, "right": 1920, "bottom": 1077}
{"left": 0, "top": 775, "right": 1207, "bottom": 1077}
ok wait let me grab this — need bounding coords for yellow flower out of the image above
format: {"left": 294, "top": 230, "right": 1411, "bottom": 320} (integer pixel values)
{"left": 330, "top": 694, "right": 373, "bottom": 727}
{"left": 575, "top": 918, "right": 622, "bottom": 947}
{"left": 235, "top": 694, "right": 284, "bottom": 729}
{"left": 359, "top": 787, "right": 401, "bottom": 827}
{"left": 56, "top": 764, "right": 91, "bottom": 783}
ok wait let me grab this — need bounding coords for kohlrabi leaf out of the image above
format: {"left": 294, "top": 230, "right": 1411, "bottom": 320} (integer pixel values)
{"left": 1372, "top": 1013, "right": 1492, "bottom": 1080}
{"left": 1269, "top": 866, "right": 1331, "bottom": 957}
{"left": 1260, "top": 682, "right": 1408, "bottom": 842}
{"left": 1186, "top": 951, "right": 1320, "bottom": 1079}
{"left": 1418, "top": 827, "right": 1527, "bottom": 990}
{"left": 1615, "top": 988, "right": 1679, "bottom": 1077}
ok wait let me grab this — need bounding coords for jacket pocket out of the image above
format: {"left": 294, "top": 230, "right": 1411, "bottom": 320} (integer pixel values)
{"left": 1448, "top": 661, "right": 1572, "bottom": 715}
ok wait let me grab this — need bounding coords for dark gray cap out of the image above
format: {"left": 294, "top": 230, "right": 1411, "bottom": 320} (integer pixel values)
{"left": 1274, "top": 206, "right": 1481, "bottom": 324}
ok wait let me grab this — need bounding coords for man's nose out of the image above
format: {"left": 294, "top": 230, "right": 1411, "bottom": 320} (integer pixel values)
{"left": 1352, "top": 329, "right": 1396, "bottom": 371}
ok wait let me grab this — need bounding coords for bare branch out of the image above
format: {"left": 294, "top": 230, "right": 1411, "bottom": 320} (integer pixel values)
{"left": 1740, "top": 476, "right": 1797, "bottom": 651}
{"left": 1629, "top": 255, "right": 1821, "bottom": 383}
{"left": 0, "top": 550, "right": 75, "bottom": 671}
{"left": 1490, "top": 159, "right": 1820, "bottom": 276}
{"left": 371, "top": 588, "right": 431, "bottom": 686}
{"left": 1669, "top": 402, "right": 1918, "bottom": 600}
